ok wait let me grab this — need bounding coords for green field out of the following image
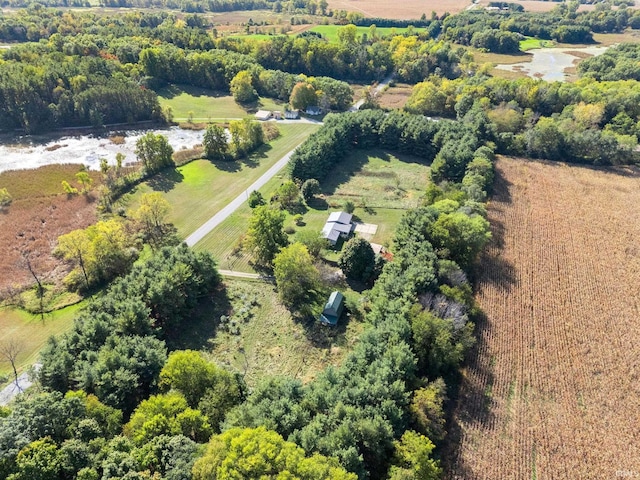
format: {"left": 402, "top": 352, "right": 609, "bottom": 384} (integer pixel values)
{"left": 309, "top": 25, "right": 416, "bottom": 43}
{"left": 208, "top": 279, "right": 364, "bottom": 386}
{"left": 0, "top": 302, "right": 84, "bottom": 381}
{"left": 195, "top": 149, "right": 429, "bottom": 272}
{"left": 120, "top": 123, "right": 319, "bottom": 238}
{"left": 158, "top": 84, "right": 287, "bottom": 121}
{"left": 519, "top": 37, "right": 555, "bottom": 51}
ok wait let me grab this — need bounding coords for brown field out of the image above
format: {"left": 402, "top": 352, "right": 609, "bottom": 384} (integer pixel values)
{"left": 445, "top": 157, "right": 640, "bottom": 479}
{"left": 0, "top": 165, "right": 100, "bottom": 294}
{"left": 325, "top": 0, "right": 472, "bottom": 18}
{"left": 378, "top": 83, "right": 414, "bottom": 110}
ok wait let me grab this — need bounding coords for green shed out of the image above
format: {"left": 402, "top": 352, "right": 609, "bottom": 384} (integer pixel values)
{"left": 319, "top": 291, "right": 344, "bottom": 326}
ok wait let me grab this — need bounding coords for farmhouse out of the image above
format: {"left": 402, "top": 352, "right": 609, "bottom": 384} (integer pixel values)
{"left": 321, "top": 211, "right": 354, "bottom": 245}
{"left": 319, "top": 291, "right": 344, "bottom": 326}
{"left": 284, "top": 109, "right": 300, "bottom": 119}
{"left": 254, "top": 110, "right": 272, "bottom": 121}
{"left": 305, "top": 106, "right": 322, "bottom": 116}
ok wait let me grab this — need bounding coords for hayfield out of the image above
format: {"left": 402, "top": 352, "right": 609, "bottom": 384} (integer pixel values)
{"left": 445, "top": 157, "right": 640, "bottom": 479}
{"left": 324, "top": 0, "right": 472, "bottom": 18}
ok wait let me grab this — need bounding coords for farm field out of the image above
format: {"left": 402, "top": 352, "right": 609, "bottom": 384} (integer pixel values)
{"left": 119, "top": 123, "right": 319, "bottom": 238}
{"left": 445, "top": 157, "right": 640, "bottom": 479}
{"left": 208, "top": 279, "right": 364, "bottom": 387}
{"left": 195, "top": 148, "right": 428, "bottom": 272}
{"left": 324, "top": 0, "right": 472, "bottom": 18}
{"left": 157, "top": 85, "right": 286, "bottom": 122}
{"left": 377, "top": 83, "right": 413, "bottom": 110}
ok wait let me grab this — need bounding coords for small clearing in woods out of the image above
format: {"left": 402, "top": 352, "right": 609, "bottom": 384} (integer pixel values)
{"left": 444, "top": 157, "right": 640, "bottom": 479}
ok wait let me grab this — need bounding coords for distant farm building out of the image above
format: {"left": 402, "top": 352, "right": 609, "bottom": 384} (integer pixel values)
{"left": 321, "top": 211, "right": 354, "bottom": 245}
{"left": 284, "top": 109, "right": 300, "bottom": 119}
{"left": 273, "top": 111, "right": 283, "bottom": 120}
{"left": 254, "top": 110, "right": 272, "bottom": 121}
{"left": 305, "top": 106, "right": 322, "bottom": 116}
{"left": 319, "top": 291, "right": 344, "bottom": 326}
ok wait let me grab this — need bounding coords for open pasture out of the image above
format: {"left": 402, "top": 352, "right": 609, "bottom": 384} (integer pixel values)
{"left": 445, "top": 157, "right": 640, "bottom": 479}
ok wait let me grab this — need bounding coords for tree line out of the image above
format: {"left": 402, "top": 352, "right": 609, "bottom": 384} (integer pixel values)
{"left": 441, "top": 1, "right": 640, "bottom": 53}
{"left": 405, "top": 74, "right": 640, "bottom": 165}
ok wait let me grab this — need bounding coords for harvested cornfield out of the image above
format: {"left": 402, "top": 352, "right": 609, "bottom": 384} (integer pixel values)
{"left": 445, "top": 157, "right": 640, "bottom": 479}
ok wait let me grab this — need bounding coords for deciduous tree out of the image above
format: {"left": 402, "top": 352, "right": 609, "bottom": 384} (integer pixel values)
{"left": 273, "top": 243, "right": 321, "bottom": 310}
{"left": 135, "top": 133, "right": 174, "bottom": 174}
{"left": 244, "top": 206, "right": 288, "bottom": 268}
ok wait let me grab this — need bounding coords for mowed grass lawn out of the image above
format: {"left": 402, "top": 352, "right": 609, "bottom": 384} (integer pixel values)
{"left": 120, "top": 123, "right": 319, "bottom": 238}
{"left": 209, "top": 279, "right": 364, "bottom": 386}
{"left": 196, "top": 148, "right": 430, "bottom": 272}
{"left": 0, "top": 302, "right": 84, "bottom": 380}
{"left": 157, "top": 84, "right": 287, "bottom": 121}
{"left": 309, "top": 25, "right": 416, "bottom": 42}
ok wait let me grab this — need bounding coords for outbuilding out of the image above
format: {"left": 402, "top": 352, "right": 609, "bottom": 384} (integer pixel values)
{"left": 254, "top": 110, "right": 272, "bottom": 121}
{"left": 319, "top": 291, "right": 344, "bottom": 326}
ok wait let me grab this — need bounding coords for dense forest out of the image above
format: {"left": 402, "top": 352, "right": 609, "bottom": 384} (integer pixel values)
{"left": 1, "top": 1, "right": 640, "bottom": 478}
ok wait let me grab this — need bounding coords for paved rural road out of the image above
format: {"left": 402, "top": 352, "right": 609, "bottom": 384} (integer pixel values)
{"left": 185, "top": 145, "right": 302, "bottom": 247}
{"left": 0, "top": 363, "right": 41, "bottom": 406}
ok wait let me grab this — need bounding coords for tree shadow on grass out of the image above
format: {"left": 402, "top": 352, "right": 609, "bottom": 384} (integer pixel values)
{"left": 293, "top": 307, "right": 352, "bottom": 350}
{"left": 320, "top": 149, "right": 375, "bottom": 197}
{"left": 165, "top": 284, "right": 232, "bottom": 351}
{"left": 306, "top": 197, "right": 329, "bottom": 211}
{"left": 156, "top": 83, "right": 228, "bottom": 101}
{"left": 148, "top": 168, "right": 184, "bottom": 193}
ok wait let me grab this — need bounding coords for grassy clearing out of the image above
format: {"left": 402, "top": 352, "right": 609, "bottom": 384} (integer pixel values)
{"left": 309, "top": 25, "right": 415, "bottom": 42}
{"left": 519, "top": 37, "right": 554, "bottom": 51}
{"left": 196, "top": 149, "right": 428, "bottom": 272}
{"left": 208, "top": 278, "right": 365, "bottom": 386}
{"left": 157, "top": 84, "right": 287, "bottom": 121}
{"left": 119, "top": 123, "right": 319, "bottom": 238}
{"left": 0, "top": 302, "right": 84, "bottom": 380}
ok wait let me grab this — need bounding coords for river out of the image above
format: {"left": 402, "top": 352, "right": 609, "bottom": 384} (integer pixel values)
{"left": 0, "top": 126, "right": 205, "bottom": 174}
{"left": 494, "top": 45, "right": 609, "bottom": 82}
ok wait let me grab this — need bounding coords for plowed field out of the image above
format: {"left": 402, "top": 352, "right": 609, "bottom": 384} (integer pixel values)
{"left": 445, "top": 157, "right": 640, "bottom": 479}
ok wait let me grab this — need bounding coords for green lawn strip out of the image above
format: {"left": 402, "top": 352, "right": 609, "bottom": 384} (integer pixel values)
{"left": 309, "top": 25, "right": 414, "bottom": 43}
{"left": 208, "top": 278, "right": 365, "bottom": 387}
{"left": 0, "top": 302, "right": 85, "bottom": 380}
{"left": 119, "top": 123, "right": 319, "bottom": 238}
{"left": 157, "top": 85, "right": 287, "bottom": 121}
{"left": 195, "top": 148, "right": 428, "bottom": 272}
{"left": 519, "top": 37, "right": 555, "bottom": 51}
